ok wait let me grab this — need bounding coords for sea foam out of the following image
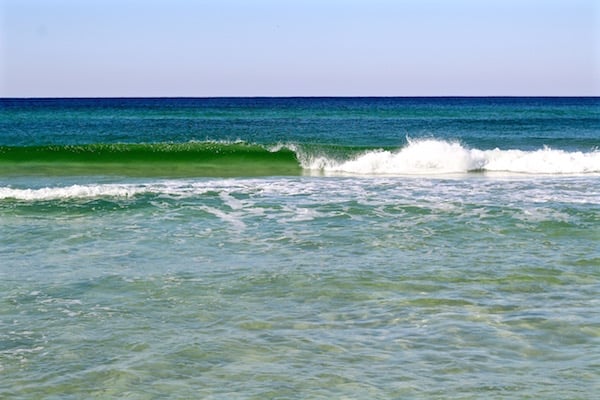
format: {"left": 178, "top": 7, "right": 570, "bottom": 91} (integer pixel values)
{"left": 302, "top": 139, "right": 600, "bottom": 175}
{"left": 0, "top": 184, "right": 146, "bottom": 201}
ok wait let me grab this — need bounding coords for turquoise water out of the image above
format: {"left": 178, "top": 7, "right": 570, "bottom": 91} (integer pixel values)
{"left": 1, "top": 98, "right": 599, "bottom": 398}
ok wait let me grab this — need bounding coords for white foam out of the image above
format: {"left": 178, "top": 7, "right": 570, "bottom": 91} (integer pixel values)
{"left": 302, "top": 139, "right": 600, "bottom": 176}
{"left": 0, "top": 184, "right": 146, "bottom": 201}
{"left": 480, "top": 146, "right": 600, "bottom": 174}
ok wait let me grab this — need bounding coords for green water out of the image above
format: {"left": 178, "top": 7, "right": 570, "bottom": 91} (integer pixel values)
{"left": 0, "top": 143, "right": 301, "bottom": 176}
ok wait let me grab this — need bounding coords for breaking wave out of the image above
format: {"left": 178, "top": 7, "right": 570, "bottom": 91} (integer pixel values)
{"left": 300, "top": 138, "right": 600, "bottom": 175}
{"left": 0, "top": 139, "right": 598, "bottom": 177}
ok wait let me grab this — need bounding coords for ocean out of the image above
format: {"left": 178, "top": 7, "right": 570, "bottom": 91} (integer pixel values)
{"left": 1, "top": 97, "right": 599, "bottom": 399}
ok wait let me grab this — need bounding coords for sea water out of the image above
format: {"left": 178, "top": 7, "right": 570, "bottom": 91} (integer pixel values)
{"left": 1, "top": 97, "right": 599, "bottom": 398}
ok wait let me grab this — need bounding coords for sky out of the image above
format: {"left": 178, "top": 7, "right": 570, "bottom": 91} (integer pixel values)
{"left": 1, "top": 0, "right": 599, "bottom": 97}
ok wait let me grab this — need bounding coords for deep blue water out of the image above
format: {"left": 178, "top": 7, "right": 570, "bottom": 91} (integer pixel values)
{"left": 1, "top": 97, "right": 598, "bottom": 149}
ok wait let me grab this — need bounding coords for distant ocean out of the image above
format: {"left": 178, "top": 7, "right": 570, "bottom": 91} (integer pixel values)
{"left": 1, "top": 97, "right": 599, "bottom": 398}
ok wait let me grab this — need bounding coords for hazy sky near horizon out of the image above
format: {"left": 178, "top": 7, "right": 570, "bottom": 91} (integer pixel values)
{"left": 1, "top": 0, "right": 599, "bottom": 97}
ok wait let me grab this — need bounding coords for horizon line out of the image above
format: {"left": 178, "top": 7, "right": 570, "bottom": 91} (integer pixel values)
{"left": 2, "top": 95, "right": 599, "bottom": 100}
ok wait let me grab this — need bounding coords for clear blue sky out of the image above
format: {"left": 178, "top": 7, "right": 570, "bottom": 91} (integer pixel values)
{"left": 1, "top": 0, "right": 598, "bottom": 97}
